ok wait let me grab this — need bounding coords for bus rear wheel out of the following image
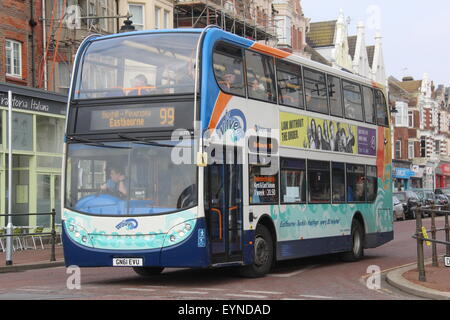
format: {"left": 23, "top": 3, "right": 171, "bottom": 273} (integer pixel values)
{"left": 340, "top": 219, "right": 364, "bottom": 262}
{"left": 132, "top": 267, "right": 164, "bottom": 277}
{"left": 238, "top": 224, "right": 273, "bottom": 278}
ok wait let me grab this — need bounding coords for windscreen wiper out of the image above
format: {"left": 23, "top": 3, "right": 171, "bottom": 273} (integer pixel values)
{"left": 117, "top": 134, "right": 177, "bottom": 148}
{"left": 67, "top": 135, "right": 131, "bottom": 149}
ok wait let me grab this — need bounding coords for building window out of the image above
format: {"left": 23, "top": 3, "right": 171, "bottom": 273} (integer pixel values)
{"left": 129, "top": 4, "right": 144, "bottom": 30}
{"left": 435, "top": 140, "right": 440, "bottom": 155}
{"left": 164, "top": 10, "right": 170, "bottom": 29}
{"left": 308, "top": 160, "right": 330, "bottom": 203}
{"left": 280, "top": 158, "right": 306, "bottom": 204}
{"left": 420, "top": 137, "right": 426, "bottom": 157}
{"left": 408, "top": 111, "right": 414, "bottom": 128}
{"left": 155, "top": 6, "right": 161, "bottom": 29}
{"left": 395, "top": 140, "right": 402, "bottom": 159}
{"left": 408, "top": 141, "right": 414, "bottom": 159}
{"left": 6, "top": 39, "right": 22, "bottom": 78}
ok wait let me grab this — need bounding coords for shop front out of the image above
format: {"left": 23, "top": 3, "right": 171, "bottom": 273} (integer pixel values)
{"left": 0, "top": 83, "right": 66, "bottom": 228}
{"left": 435, "top": 163, "right": 450, "bottom": 189}
{"left": 392, "top": 162, "right": 415, "bottom": 192}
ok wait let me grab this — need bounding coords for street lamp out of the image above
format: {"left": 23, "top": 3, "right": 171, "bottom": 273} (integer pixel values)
{"left": 119, "top": 18, "right": 135, "bottom": 33}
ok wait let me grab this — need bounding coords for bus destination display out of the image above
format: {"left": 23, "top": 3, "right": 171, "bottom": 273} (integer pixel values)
{"left": 90, "top": 106, "right": 175, "bottom": 131}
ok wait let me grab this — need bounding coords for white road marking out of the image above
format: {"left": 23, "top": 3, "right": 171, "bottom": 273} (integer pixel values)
{"left": 17, "top": 288, "right": 52, "bottom": 292}
{"left": 171, "top": 290, "right": 209, "bottom": 295}
{"left": 225, "top": 293, "right": 267, "bottom": 299}
{"left": 243, "top": 290, "right": 283, "bottom": 295}
{"left": 269, "top": 265, "right": 318, "bottom": 278}
{"left": 299, "top": 294, "right": 334, "bottom": 299}
{"left": 121, "top": 288, "right": 156, "bottom": 292}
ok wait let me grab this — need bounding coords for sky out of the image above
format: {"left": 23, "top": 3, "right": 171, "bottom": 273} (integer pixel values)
{"left": 302, "top": 0, "right": 450, "bottom": 86}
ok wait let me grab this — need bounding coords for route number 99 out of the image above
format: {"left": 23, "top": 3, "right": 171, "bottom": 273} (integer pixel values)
{"left": 160, "top": 107, "right": 175, "bottom": 126}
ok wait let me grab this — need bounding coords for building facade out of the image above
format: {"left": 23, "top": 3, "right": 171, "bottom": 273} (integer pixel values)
{"left": 306, "top": 9, "right": 386, "bottom": 84}
{"left": 389, "top": 75, "right": 450, "bottom": 191}
{"left": 0, "top": 83, "right": 66, "bottom": 228}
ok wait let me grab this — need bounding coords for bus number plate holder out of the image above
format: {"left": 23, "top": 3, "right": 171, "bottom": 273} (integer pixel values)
{"left": 113, "top": 258, "right": 143, "bottom": 267}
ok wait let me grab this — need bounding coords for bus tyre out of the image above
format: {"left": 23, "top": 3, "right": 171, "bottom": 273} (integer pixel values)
{"left": 340, "top": 220, "right": 364, "bottom": 262}
{"left": 238, "top": 225, "right": 273, "bottom": 278}
{"left": 132, "top": 267, "right": 164, "bottom": 277}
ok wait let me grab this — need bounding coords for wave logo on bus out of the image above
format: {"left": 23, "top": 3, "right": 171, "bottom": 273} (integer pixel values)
{"left": 115, "top": 218, "right": 139, "bottom": 231}
{"left": 216, "top": 109, "right": 247, "bottom": 142}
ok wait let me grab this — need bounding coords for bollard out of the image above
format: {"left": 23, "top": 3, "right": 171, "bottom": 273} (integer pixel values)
{"left": 431, "top": 211, "right": 438, "bottom": 267}
{"left": 50, "top": 209, "right": 56, "bottom": 262}
{"left": 415, "top": 208, "right": 426, "bottom": 282}
{"left": 446, "top": 212, "right": 450, "bottom": 256}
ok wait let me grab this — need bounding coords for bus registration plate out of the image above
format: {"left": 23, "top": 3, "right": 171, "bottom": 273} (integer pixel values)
{"left": 113, "top": 258, "right": 143, "bottom": 267}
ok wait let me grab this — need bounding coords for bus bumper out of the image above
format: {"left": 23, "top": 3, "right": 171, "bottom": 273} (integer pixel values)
{"left": 62, "top": 219, "right": 211, "bottom": 268}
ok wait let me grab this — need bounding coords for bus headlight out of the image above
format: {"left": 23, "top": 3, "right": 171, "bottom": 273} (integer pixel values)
{"left": 185, "top": 223, "right": 191, "bottom": 231}
{"left": 69, "top": 225, "right": 75, "bottom": 232}
{"left": 82, "top": 236, "right": 88, "bottom": 243}
{"left": 170, "top": 235, "right": 176, "bottom": 242}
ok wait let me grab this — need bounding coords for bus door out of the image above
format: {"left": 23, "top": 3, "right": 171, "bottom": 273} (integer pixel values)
{"left": 205, "top": 146, "right": 243, "bottom": 264}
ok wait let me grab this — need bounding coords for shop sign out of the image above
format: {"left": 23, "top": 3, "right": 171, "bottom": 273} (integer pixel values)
{"left": 393, "top": 167, "right": 415, "bottom": 179}
{"left": 0, "top": 91, "right": 66, "bottom": 115}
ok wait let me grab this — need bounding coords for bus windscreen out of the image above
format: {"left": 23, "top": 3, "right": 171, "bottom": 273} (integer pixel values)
{"left": 74, "top": 33, "right": 200, "bottom": 99}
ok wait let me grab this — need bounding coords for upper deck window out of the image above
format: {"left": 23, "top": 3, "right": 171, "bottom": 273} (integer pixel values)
{"left": 304, "top": 68, "right": 328, "bottom": 114}
{"left": 276, "top": 60, "right": 304, "bottom": 109}
{"left": 213, "top": 43, "right": 245, "bottom": 96}
{"left": 74, "top": 33, "right": 200, "bottom": 100}
{"left": 343, "top": 81, "right": 364, "bottom": 122}
{"left": 245, "top": 50, "right": 277, "bottom": 103}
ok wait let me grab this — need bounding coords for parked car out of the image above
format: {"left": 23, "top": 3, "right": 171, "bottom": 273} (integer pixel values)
{"left": 416, "top": 190, "right": 436, "bottom": 206}
{"left": 393, "top": 191, "right": 420, "bottom": 219}
{"left": 435, "top": 188, "right": 450, "bottom": 197}
{"left": 393, "top": 196, "right": 406, "bottom": 221}
{"left": 436, "top": 194, "right": 449, "bottom": 206}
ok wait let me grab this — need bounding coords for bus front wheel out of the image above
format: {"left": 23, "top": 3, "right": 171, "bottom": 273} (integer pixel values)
{"left": 340, "top": 219, "right": 364, "bottom": 262}
{"left": 133, "top": 267, "right": 164, "bottom": 277}
{"left": 238, "top": 224, "right": 274, "bottom": 278}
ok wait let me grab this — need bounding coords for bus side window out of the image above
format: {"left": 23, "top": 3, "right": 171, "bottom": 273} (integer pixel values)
{"left": 346, "top": 164, "right": 366, "bottom": 202}
{"left": 375, "top": 90, "right": 389, "bottom": 126}
{"left": 308, "top": 160, "right": 331, "bottom": 203}
{"left": 328, "top": 75, "right": 343, "bottom": 117}
{"left": 343, "top": 81, "right": 364, "bottom": 122}
{"left": 276, "top": 60, "right": 304, "bottom": 109}
{"left": 280, "top": 158, "right": 306, "bottom": 204}
{"left": 245, "top": 50, "right": 277, "bottom": 103}
{"left": 366, "top": 165, "right": 378, "bottom": 202}
{"left": 363, "top": 87, "right": 375, "bottom": 124}
{"left": 332, "top": 162, "right": 345, "bottom": 203}
{"left": 249, "top": 156, "right": 279, "bottom": 204}
{"left": 304, "top": 68, "right": 329, "bottom": 115}
{"left": 213, "top": 43, "right": 245, "bottom": 96}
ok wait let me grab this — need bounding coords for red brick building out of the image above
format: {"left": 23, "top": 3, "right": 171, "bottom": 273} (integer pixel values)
{"left": 0, "top": 0, "right": 44, "bottom": 88}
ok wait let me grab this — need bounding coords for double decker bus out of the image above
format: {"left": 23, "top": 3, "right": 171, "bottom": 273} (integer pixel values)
{"left": 62, "top": 26, "right": 393, "bottom": 277}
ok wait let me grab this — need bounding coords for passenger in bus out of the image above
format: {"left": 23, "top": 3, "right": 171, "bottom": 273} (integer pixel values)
{"left": 128, "top": 74, "right": 153, "bottom": 96}
{"left": 248, "top": 73, "right": 267, "bottom": 100}
{"left": 101, "top": 165, "right": 128, "bottom": 198}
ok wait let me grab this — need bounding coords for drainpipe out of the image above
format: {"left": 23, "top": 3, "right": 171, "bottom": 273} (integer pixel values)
{"left": 42, "top": 0, "right": 48, "bottom": 89}
{"left": 29, "top": 0, "right": 38, "bottom": 87}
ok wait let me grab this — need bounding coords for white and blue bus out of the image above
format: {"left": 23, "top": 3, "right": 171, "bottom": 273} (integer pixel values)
{"left": 62, "top": 27, "right": 393, "bottom": 277}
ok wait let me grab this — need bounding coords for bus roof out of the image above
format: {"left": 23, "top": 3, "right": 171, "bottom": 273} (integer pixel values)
{"left": 85, "top": 27, "right": 386, "bottom": 90}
